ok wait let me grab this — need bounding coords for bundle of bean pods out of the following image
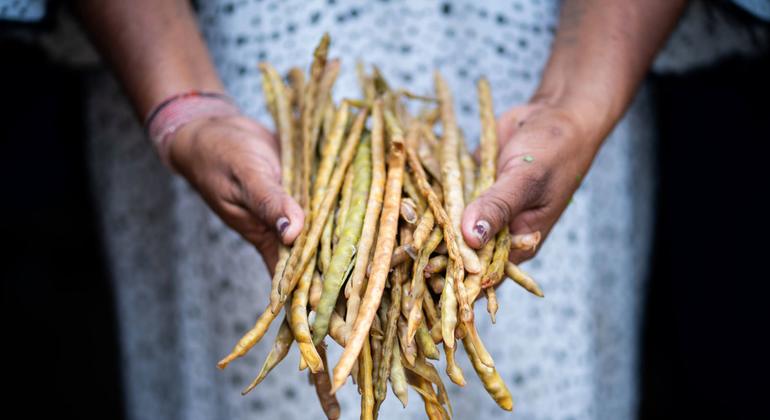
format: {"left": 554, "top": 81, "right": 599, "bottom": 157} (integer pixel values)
{"left": 217, "top": 34, "right": 544, "bottom": 419}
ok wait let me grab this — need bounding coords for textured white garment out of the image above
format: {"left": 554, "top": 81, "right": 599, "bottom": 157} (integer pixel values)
{"left": 85, "top": 1, "right": 762, "bottom": 419}
{"left": 0, "top": 0, "right": 46, "bottom": 21}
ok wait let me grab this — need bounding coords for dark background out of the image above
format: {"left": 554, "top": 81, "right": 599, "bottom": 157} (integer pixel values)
{"left": 2, "top": 6, "right": 769, "bottom": 420}
{"left": 640, "top": 52, "right": 770, "bottom": 420}
{"left": 0, "top": 40, "right": 124, "bottom": 419}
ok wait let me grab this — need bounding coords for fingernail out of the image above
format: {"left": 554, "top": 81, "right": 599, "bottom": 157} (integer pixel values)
{"left": 276, "top": 217, "right": 290, "bottom": 237}
{"left": 473, "top": 220, "right": 490, "bottom": 245}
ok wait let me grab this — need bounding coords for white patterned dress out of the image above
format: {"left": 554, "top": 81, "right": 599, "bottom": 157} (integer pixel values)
{"left": 75, "top": 1, "right": 764, "bottom": 420}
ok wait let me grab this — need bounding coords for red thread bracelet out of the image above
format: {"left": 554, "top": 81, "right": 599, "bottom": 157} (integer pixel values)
{"left": 145, "top": 91, "right": 240, "bottom": 171}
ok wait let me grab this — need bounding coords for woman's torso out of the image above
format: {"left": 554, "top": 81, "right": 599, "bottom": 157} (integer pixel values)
{"left": 91, "top": 1, "right": 656, "bottom": 419}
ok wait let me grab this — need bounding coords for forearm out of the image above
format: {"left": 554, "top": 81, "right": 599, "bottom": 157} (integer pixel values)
{"left": 74, "top": 0, "right": 224, "bottom": 119}
{"left": 534, "top": 0, "right": 687, "bottom": 143}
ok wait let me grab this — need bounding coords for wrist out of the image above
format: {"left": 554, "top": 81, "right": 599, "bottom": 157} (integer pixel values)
{"left": 145, "top": 91, "right": 240, "bottom": 171}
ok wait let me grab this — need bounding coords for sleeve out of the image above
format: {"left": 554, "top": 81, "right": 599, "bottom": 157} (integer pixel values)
{"left": 732, "top": 0, "right": 770, "bottom": 21}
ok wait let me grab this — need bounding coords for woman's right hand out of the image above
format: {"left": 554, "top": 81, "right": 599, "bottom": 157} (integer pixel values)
{"left": 168, "top": 114, "right": 304, "bottom": 271}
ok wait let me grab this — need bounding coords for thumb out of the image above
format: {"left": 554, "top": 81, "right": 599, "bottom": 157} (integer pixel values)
{"left": 461, "top": 162, "right": 544, "bottom": 248}
{"left": 242, "top": 175, "right": 305, "bottom": 245}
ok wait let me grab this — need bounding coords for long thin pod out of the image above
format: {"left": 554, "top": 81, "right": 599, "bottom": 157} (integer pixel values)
{"left": 313, "top": 137, "right": 372, "bottom": 344}
{"left": 276, "top": 110, "right": 368, "bottom": 311}
{"left": 241, "top": 316, "right": 293, "bottom": 394}
{"left": 311, "top": 345, "right": 341, "bottom": 419}
{"left": 290, "top": 256, "right": 324, "bottom": 372}
{"left": 332, "top": 108, "right": 405, "bottom": 393}
{"left": 434, "top": 71, "right": 481, "bottom": 274}
{"left": 345, "top": 101, "right": 386, "bottom": 329}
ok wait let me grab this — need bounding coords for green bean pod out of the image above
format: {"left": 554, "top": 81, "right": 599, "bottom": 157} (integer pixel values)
{"left": 241, "top": 316, "right": 293, "bottom": 395}
{"left": 312, "top": 137, "right": 372, "bottom": 344}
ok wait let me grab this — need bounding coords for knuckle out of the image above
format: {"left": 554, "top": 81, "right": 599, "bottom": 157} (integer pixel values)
{"left": 483, "top": 192, "right": 512, "bottom": 229}
{"left": 495, "top": 166, "right": 549, "bottom": 207}
{"left": 250, "top": 234, "right": 271, "bottom": 253}
{"left": 242, "top": 224, "right": 274, "bottom": 251}
{"left": 253, "top": 193, "right": 279, "bottom": 223}
{"left": 551, "top": 109, "right": 581, "bottom": 137}
{"left": 498, "top": 155, "right": 519, "bottom": 175}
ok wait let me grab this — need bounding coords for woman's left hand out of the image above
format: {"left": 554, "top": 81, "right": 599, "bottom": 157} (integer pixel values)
{"left": 461, "top": 101, "right": 601, "bottom": 263}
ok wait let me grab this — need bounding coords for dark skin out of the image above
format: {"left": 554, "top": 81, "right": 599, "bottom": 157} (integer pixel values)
{"left": 169, "top": 115, "right": 301, "bottom": 270}
{"left": 461, "top": 0, "right": 688, "bottom": 263}
{"left": 75, "top": 0, "right": 303, "bottom": 271}
{"left": 75, "top": 0, "right": 687, "bottom": 272}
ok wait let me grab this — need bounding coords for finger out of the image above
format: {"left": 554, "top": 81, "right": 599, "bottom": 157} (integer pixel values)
{"left": 217, "top": 200, "right": 282, "bottom": 270}
{"left": 508, "top": 248, "right": 534, "bottom": 265}
{"left": 260, "top": 241, "right": 279, "bottom": 274}
{"left": 461, "top": 160, "right": 548, "bottom": 248}
{"left": 240, "top": 173, "right": 305, "bottom": 245}
{"left": 507, "top": 207, "right": 556, "bottom": 264}
{"left": 461, "top": 106, "right": 539, "bottom": 248}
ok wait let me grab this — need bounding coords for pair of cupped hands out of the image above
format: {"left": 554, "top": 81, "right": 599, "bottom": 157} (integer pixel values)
{"left": 169, "top": 100, "right": 593, "bottom": 273}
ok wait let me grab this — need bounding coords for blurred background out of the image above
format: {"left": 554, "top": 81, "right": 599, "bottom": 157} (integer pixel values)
{"left": 2, "top": 1, "right": 769, "bottom": 419}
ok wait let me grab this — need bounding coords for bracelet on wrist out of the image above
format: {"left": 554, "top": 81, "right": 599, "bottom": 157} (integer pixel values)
{"left": 144, "top": 90, "right": 240, "bottom": 171}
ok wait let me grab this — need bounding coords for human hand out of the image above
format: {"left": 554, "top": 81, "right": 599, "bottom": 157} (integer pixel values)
{"left": 462, "top": 101, "right": 600, "bottom": 263}
{"left": 168, "top": 114, "right": 304, "bottom": 271}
